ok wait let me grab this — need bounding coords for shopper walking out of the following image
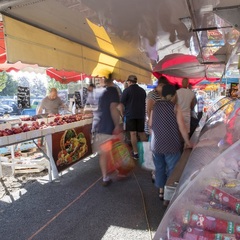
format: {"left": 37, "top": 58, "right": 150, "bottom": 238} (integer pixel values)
{"left": 149, "top": 84, "right": 192, "bottom": 200}
{"left": 93, "top": 77, "right": 122, "bottom": 186}
{"left": 120, "top": 75, "right": 147, "bottom": 160}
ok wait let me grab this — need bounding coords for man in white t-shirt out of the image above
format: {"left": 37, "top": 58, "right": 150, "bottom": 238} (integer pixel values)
{"left": 176, "top": 78, "right": 196, "bottom": 134}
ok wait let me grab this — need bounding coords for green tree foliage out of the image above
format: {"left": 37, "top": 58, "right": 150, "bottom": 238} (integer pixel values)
{"left": 47, "top": 77, "right": 68, "bottom": 93}
{"left": 29, "top": 75, "right": 47, "bottom": 98}
{"left": 17, "top": 75, "right": 30, "bottom": 88}
{"left": 17, "top": 75, "right": 47, "bottom": 98}
{"left": 0, "top": 73, "right": 18, "bottom": 96}
{"left": 0, "top": 72, "right": 7, "bottom": 93}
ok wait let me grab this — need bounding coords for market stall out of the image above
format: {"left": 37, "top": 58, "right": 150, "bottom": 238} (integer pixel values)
{"left": 155, "top": 99, "right": 240, "bottom": 239}
{"left": 164, "top": 97, "right": 233, "bottom": 201}
{"left": 0, "top": 113, "right": 93, "bottom": 180}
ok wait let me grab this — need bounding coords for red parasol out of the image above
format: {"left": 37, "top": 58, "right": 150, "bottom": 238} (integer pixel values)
{"left": 0, "top": 61, "right": 40, "bottom": 72}
{"left": 0, "top": 22, "right": 6, "bottom": 64}
{"left": 46, "top": 68, "right": 92, "bottom": 84}
{"left": 152, "top": 53, "right": 220, "bottom": 86}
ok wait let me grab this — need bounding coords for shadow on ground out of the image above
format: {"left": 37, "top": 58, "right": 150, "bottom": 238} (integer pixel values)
{"left": 0, "top": 155, "right": 166, "bottom": 240}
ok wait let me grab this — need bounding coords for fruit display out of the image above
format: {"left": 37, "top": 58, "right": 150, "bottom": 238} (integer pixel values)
{"left": 0, "top": 113, "right": 93, "bottom": 146}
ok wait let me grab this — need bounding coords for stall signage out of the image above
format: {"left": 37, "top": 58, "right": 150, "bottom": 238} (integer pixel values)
{"left": 51, "top": 124, "right": 92, "bottom": 172}
{"left": 82, "top": 87, "right": 88, "bottom": 107}
{"left": 74, "top": 91, "right": 82, "bottom": 109}
{"left": 17, "top": 86, "right": 30, "bottom": 109}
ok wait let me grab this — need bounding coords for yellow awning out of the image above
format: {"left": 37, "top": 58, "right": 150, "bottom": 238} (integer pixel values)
{"left": 3, "top": 16, "right": 151, "bottom": 83}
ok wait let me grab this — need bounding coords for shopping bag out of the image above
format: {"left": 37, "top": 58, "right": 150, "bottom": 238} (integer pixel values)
{"left": 102, "top": 138, "right": 135, "bottom": 175}
{"left": 137, "top": 141, "right": 155, "bottom": 171}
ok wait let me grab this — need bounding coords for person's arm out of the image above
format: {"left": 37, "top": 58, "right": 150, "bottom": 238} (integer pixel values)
{"left": 148, "top": 110, "right": 153, "bottom": 134}
{"left": 176, "top": 104, "right": 192, "bottom": 147}
{"left": 59, "top": 98, "right": 68, "bottom": 111}
{"left": 118, "top": 103, "right": 125, "bottom": 119}
{"left": 146, "top": 98, "right": 155, "bottom": 121}
{"left": 110, "top": 102, "right": 122, "bottom": 134}
{"left": 119, "top": 89, "right": 127, "bottom": 118}
{"left": 36, "top": 105, "right": 43, "bottom": 115}
{"left": 36, "top": 101, "right": 43, "bottom": 115}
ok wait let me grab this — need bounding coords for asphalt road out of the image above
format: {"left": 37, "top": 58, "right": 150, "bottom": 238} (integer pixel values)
{"left": 0, "top": 154, "right": 166, "bottom": 240}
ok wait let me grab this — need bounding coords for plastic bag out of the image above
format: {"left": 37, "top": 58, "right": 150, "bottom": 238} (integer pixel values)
{"left": 137, "top": 141, "right": 155, "bottom": 171}
{"left": 102, "top": 138, "right": 135, "bottom": 175}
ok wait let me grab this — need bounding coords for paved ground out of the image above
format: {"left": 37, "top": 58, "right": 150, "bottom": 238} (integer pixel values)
{"left": 0, "top": 154, "right": 166, "bottom": 240}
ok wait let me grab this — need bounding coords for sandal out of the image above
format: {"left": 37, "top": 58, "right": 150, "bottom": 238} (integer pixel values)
{"left": 151, "top": 174, "right": 155, "bottom": 183}
{"left": 159, "top": 189, "right": 164, "bottom": 200}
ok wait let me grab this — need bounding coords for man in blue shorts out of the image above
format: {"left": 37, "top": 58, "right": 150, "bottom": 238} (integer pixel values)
{"left": 120, "top": 75, "right": 147, "bottom": 159}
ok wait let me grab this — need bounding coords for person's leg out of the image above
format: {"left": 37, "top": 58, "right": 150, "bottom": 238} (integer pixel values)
{"left": 152, "top": 152, "right": 167, "bottom": 199}
{"left": 139, "top": 132, "right": 148, "bottom": 142}
{"left": 99, "top": 151, "right": 108, "bottom": 179}
{"left": 165, "top": 152, "right": 181, "bottom": 179}
{"left": 130, "top": 131, "right": 138, "bottom": 153}
{"left": 137, "top": 119, "right": 148, "bottom": 142}
{"left": 94, "top": 134, "right": 112, "bottom": 186}
{"left": 126, "top": 119, "right": 139, "bottom": 158}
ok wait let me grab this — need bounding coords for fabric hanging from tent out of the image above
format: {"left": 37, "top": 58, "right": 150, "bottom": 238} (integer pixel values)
{"left": 3, "top": 16, "right": 152, "bottom": 84}
{"left": 0, "top": 22, "right": 6, "bottom": 64}
{"left": 46, "top": 68, "right": 92, "bottom": 84}
{"left": 0, "top": 61, "right": 40, "bottom": 72}
{"left": 152, "top": 53, "right": 221, "bottom": 86}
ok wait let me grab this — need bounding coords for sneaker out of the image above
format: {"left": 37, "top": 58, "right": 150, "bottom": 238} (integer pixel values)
{"left": 102, "top": 179, "right": 112, "bottom": 187}
{"left": 132, "top": 153, "right": 139, "bottom": 160}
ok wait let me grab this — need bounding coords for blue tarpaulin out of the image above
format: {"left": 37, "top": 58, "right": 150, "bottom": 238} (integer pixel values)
{"left": 200, "top": 78, "right": 239, "bottom": 84}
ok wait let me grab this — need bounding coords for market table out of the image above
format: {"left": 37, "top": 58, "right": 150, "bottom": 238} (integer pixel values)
{"left": 0, "top": 116, "right": 93, "bottom": 181}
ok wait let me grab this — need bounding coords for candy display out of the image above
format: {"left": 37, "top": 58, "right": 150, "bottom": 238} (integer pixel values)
{"left": 153, "top": 100, "right": 240, "bottom": 240}
{"left": 183, "top": 211, "right": 240, "bottom": 234}
{"left": 206, "top": 186, "right": 240, "bottom": 215}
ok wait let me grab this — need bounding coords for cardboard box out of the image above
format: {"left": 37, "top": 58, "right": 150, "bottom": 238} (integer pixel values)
{"left": 8, "top": 132, "right": 27, "bottom": 145}
{"left": 21, "top": 148, "right": 37, "bottom": 157}
{"left": 72, "top": 121, "right": 82, "bottom": 128}
{"left": 0, "top": 123, "right": 11, "bottom": 130}
{"left": 164, "top": 186, "right": 176, "bottom": 201}
{"left": 0, "top": 136, "right": 8, "bottom": 147}
{"left": 54, "top": 124, "right": 68, "bottom": 133}
{"left": 37, "top": 118, "right": 48, "bottom": 125}
{"left": 84, "top": 118, "right": 93, "bottom": 125}
{"left": 26, "top": 129, "right": 42, "bottom": 139}
{"left": 41, "top": 126, "right": 54, "bottom": 135}
{"left": 65, "top": 122, "right": 77, "bottom": 130}
{"left": 47, "top": 117, "right": 55, "bottom": 124}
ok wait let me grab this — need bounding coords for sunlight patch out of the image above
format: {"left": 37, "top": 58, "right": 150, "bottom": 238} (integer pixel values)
{"left": 101, "top": 225, "right": 154, "bottom": 240}
{"left": 0, "top": 188, "right": 27, "bottom": 203}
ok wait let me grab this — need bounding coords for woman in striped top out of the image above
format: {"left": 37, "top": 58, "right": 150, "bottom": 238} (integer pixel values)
{"left": 149, "top": 84, "right": 192, "bottom": 200}
{"left": 145, "top": 76, "right": 169, "bottom": 182}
